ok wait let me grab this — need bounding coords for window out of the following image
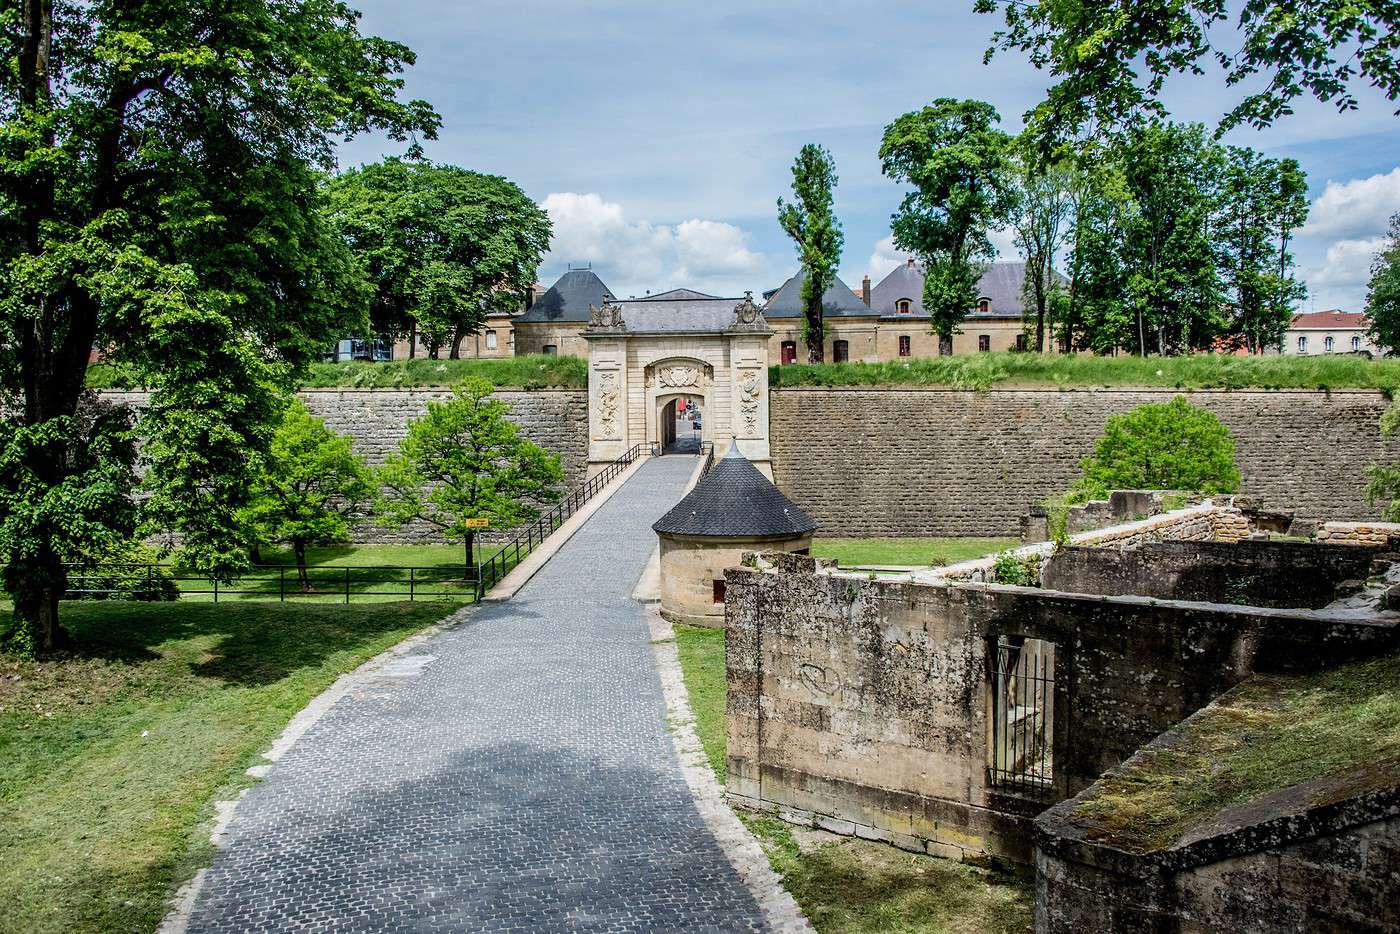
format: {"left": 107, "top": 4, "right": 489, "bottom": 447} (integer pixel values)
{"left": 485, "top": 329, "right": 498, "bottom": 350}
{"left": 896, "top": 299, "right": 912, "bottom": 314}
{"left": 542, "top": 344, "right": 558, "bottom": 356}
{"left": 939, "top": 335, "right": 953, "bottom": 356}
{"left": 833, "top": 339, "right": 849, "bottom": 362}
{"left": 781, "top": 340, "right": 797, "bottom": 365}
{"left": 1353, "top": 335, "right": 1362, "bottom": 352}
{"left": 712, "top": 579, "right": 726, "bottom": 604}
{"left": 978, "top": 335, "right": 991, "bottom": 353}
{"left": 350, "top": 338, "right": 392, "bottom": 362}
{"left": 1297, "top": 335, "right": 1307, "bottom": 353}
{"left": 1325, "top": 336, "right": 1335, "bottom": 353}
{"left": 1015, "top": 334, "right": 1028, "bottom": 352}
{"left": 990, "top": 635, "right": 1055, "bottom": 792}
{"left": 898, "top": 335, "right": 911, "bottom": 357}
{"left": 978, "top": 297, "right": 991, "bottom": 313}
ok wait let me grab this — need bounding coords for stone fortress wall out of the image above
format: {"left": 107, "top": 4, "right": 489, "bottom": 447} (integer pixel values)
{"left": 768, "top": 387, "right": 1399, "bottom": 537}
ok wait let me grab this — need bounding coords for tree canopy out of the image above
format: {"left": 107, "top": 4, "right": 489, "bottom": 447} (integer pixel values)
{"left": 0, "top": 0, "right": 437, "bottom": 651}
{"left": 322, "top": 159, "right": 551, "bottom": 358}
{"left": 777, "top": 145, "right": 843, "bottom": 363}
{"left": 879, "top": 99, "right": 1015, "bottom": 338}
{"left": 1367, "top": 213, "right": 1400, "bottom": 354}
{"left": 976, "top": 0, "right": 1400, "bottom": 145}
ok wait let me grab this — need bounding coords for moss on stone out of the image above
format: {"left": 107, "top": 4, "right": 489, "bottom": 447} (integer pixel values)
{"left": 1070, "top": 652, "right": 1400, "bottom": 853}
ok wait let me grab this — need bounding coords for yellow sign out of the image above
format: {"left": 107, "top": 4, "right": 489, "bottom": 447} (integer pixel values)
{"left": 462, "top": 518, "right": 491, "bottom": 528}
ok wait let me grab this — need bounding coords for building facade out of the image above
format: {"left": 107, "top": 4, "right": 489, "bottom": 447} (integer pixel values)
{"left": 1281, "top": 309, "right": 1378, "bottom": 356}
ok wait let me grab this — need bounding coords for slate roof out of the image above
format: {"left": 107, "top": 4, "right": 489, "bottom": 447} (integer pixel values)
{"left": 614, "top": 297, "right": 742, "bottom": 333}
{"left": 652, "top": 446, "right": 817, "bottom": 539}
{"left": 762, "top": 270, "right": 873, "bottom": 318}
{"left": 515, "top": 269, "right": 613, "bottom": 323}
{"left": 869, "top": 259, "right": 1065, "bottom": 319}
{"left": 635, "top": 288, "right": 721, "bottom": 302}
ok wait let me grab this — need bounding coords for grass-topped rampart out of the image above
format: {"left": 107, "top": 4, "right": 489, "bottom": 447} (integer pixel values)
{"left": 768, "top": 353, "right": 1400, "bottom": 392}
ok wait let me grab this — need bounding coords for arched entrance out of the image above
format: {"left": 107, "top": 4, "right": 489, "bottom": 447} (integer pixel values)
{"left": 659, "top": 394, "right": 703, "bottom": 454}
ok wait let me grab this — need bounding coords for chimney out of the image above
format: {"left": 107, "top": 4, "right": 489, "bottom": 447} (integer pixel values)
{"left": 861, "top": 275, "right": 872, "bottom": 307}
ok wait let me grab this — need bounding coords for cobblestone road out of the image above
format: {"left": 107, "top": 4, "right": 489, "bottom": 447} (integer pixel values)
{"left": 184, "top": 454, "right": 768, "bottom": 933}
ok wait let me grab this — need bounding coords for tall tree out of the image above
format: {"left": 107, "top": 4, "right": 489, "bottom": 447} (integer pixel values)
{"left": 1008, "top": 151, "right": 1075, "bottom": 351}
{"left": 977, "top": 0, "right": 1400, "bottom": 146}
{"left": 323, "top": 159, "right": 551, "bottom": 359}
{"left": 777, "top": 145, "right": 843, "bottom": 363}
{"left": 879, "top": 99, "right": 1015, "bottom": 339}
{"left": 242, "top": 401, "right": 375, "bottom": 591}
{"left": 0, "top": 1, "right": 437, "bottom": 652}
{"left": 1119, "top": 123, "right": 1227, "bottom": 355}
{"left": 1059, "top": 165, "right": 1135, "bottom": 353}
{"left": 1216, "top": 149, "right": 1310, "bottom": 353}
{"left": 1367, "top": 213, "right": 1400, "bottom": 353}
{"left": 376, "top": 378, "right": 563, "bottom": 572}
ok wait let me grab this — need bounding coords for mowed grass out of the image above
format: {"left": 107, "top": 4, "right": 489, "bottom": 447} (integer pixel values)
{"left": 0, "top": 600, "right": 461, "bottom": 934}
{"left": 674, "top": 625, "right": 727, "bottom": 781}
{"left": 811, "top": 537, "right": 1016, "bottom": 568}
{"left": 768, "top": 352, "right": 1400, "bottom": 392}
{"left": 671, "top": 623, "right": 1033, "bottom": 933}
{"left": 87, "top": 355, "right": 588, "bottom": 391}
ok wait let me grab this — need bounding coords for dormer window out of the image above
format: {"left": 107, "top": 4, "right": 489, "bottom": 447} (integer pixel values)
{"left": 978, "top": 297, "right": 992, "bottom": 313}
{"left": 896, "top": 299, "right": 912, "bottom": 314}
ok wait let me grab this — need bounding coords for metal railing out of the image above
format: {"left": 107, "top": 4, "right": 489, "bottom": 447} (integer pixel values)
{"left": 699, "top": 440, "right": 715, "bottom": 475}
{"left": 989, "top": 635, "right": 1056, "bottom": 793}
{"left": 471, "top": 443, "right": 650, "bottom": 599}
{"left": 58, "top": 563, "right": 473, "bottom": 603}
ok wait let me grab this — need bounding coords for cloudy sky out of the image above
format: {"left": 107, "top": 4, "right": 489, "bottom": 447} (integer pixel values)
{"left": 340, "top": 0, "right": 1400, "bottom": 311}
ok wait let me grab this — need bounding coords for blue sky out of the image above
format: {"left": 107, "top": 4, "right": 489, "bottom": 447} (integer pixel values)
{"left": 340, "top": 0, "right": 1400, "bottom": 311}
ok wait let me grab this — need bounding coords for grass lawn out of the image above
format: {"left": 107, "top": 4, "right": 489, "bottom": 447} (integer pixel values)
{"left": 811, "top": 537, "right": 1016, "bottom": 568}
{"left": 88, "top": 355, "right": 589, "bottom": 391}
{"left": 0, "top": 600, "right": 461, "bottom": 934}
{"left": 671, "top": 624, "right": 1033, "bottom": 933}
{"left": 768, "top": 351, "right": 1400, "bottom": 392}
{"left": 674, "top": 625, "right": 727, "bottom": 782}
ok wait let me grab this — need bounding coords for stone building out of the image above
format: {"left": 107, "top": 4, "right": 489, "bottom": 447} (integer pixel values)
{"left": 722, "top": 504, "right": 1400, "bottom": 930}
{"left": 1280, "top": 308, "right": 1379, "bottom": 356}
{"left": 652, "top": 446, "right": 816, "bottom": 627}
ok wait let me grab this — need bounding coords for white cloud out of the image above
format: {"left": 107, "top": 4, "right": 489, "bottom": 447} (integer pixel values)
{"left": 866, "top": 235, "right": 904, "bottom": 282}
{"left": 1303, "top": 236, "right": 1385, "bottom": 310}
{"left": 1302, "top": 167, "right": 1400, "bottom": 240}
{"left": 538, "top": 192, "right": 766, "bottom": 296}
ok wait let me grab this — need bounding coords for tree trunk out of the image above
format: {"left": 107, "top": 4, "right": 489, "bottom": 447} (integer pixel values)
{"left": 464, "top": 531, "right": 475, "bottom": 576}
{"left": 806, "top": 300, "right": 824, "bottom": 363}
{"left": 294, "top": 540, "right": 310, "bottom": 592}
{"left": 409, "top": 319, "right": 417, "bottom": 359}
{"left": 450, "top": 330, "right": 464, "bottom": 359}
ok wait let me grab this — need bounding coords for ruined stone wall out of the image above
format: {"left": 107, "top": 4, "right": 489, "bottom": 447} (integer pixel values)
{"left": 725, "top": 555, "right": 1399, "bottom": 864}
{"left": 99, "top": 388, "right": 589, "bottom": 545}
{"left": 769, "top": 388, "right": 1397, "bottom": 537}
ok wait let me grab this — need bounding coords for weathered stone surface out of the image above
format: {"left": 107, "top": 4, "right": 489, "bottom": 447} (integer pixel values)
{"left": 769, "top": 388, "right": 1398, "bottom": 537}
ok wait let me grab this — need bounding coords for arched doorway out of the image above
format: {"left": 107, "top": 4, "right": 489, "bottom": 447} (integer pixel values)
{"left": 658, "top": 393, "right": 703, "bottom": 454}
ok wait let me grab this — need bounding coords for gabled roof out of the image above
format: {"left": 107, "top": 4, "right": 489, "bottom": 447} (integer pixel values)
{"left": 516, "top": 269, "right": 613, "bottom": 323}
{"left": 652, "top": 446, "right": 817, "bottom": 539}
{"left": 869, "top": 259, "right": 1064, "bottom": 318}
{"left": 634, "top": 288, "right": 721, "bottom": 302}
{"left": 762, "top": 270, "right": 873, "bottom": 318}
{"left": 1291, "top": 310, "right": 1367, "bottom": 330}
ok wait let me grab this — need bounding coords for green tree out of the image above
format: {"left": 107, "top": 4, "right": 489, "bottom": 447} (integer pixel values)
{"left": 1119, "top": 123, "right": 1227, "bottom": 355}
{"left": 879, "top": 99, "right": 1015, "bottom": 339}
{"left": 0, "top": 1, "right": 437, "bottom": 652}
{"left": 1216, "top": 149, "right": 1310, "bottom": 353}
{"left": 1366, "top": 405, "right": 1400, "bottom": 519}
{"left": 1367, "top": 213, "right": 1400, "bottom": 353}
{"left": 1059, "top": 163, "right": 1135, "bottom": 353}
{"left": 323, "top": 159, "right": 551, "bottom": 359}
{"left": 1070, "top": 396, "right": 1241, "bottom": 502}
{"left": 977, "top": 0, "right": 1400, "bottom": 145}
{"left": 242, "top": 401, "right": 375, "bottom": 591}
{"left": 1008, "top": 151, "right": 1075, "bottom": 351}
{"left": 376, "top": 378, "right": 563, "bottom": 571}
{"left": 777, "top": 145, "right": 844, "bottom": 363}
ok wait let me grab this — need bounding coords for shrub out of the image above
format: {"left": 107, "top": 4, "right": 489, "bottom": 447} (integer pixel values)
{"left": 1068, "top": 395, "right": 1240, "bottom": 503}
{"left": 70, "top": 540, "right": 178, "bottom": 602}
{"left": 992, "top": 551, "right": 1041, "bottom": 587}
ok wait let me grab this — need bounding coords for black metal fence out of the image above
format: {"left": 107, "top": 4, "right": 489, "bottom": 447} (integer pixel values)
{"left": 990, "top": 635, "right": 1056, "bottom": 792}
{"left": 471, "top": 443, "right": 650, "bottom": 599}
{"left": 61, "top": 563, "right": 473, "bottom": 603}
{"left": 699, "top": 440, "right": 715, "bottom": 474}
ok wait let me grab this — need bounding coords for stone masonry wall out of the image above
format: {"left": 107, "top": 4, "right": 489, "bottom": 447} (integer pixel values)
{"left": 769, "top": 388, "right": 1398, "bottom": 537}
{"left": 99, "top": 388, "right": 589, "bottom": 545}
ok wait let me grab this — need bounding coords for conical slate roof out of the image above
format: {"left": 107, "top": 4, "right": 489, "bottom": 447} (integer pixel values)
{"left": 653, "top": 446, "right": 817, "bottom": 538}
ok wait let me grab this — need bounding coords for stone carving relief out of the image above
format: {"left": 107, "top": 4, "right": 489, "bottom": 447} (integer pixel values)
{"left": 588, "top": 299, "right": 625, "bottom": 330}
{"left": 596, "top": 371, "right": 620, "bottom": 438}
{"left": 799, "top": 663, "right": 840, "bottom": 697}
{"left": 658, "top": 365, "right": 699, "bottom": 388}
{"left": 730, "top": 291, "right": 766, "bottom": 330}
{"left": 738, "top": 368, "right": 762, "bottom": 435}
